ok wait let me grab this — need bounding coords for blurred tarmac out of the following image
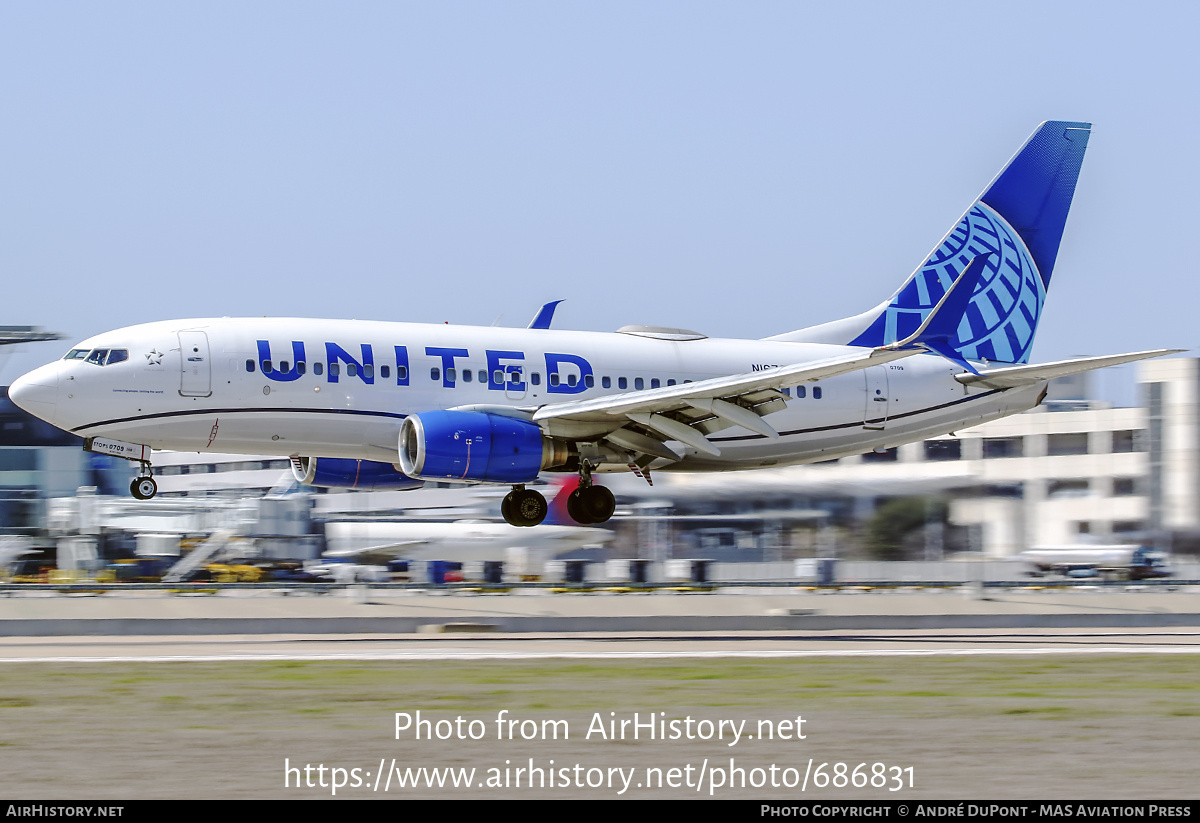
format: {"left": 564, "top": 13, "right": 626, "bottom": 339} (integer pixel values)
{"left": 1, "top": 586, "right": 1198, "bottom": 636}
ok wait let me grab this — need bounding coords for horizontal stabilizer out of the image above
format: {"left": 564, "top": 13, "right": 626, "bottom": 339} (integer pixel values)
{"left": 955, "top": 350, "right": 1184, "bottom": 389}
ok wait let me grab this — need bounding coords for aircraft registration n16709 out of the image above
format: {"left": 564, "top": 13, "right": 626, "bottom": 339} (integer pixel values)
{"left": 9, "top": 121, "right": 1180, "bottom": 527}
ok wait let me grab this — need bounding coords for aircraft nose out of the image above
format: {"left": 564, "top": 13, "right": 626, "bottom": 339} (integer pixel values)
{"left": 8, "top": 363, "right": 59, "bottom": 423}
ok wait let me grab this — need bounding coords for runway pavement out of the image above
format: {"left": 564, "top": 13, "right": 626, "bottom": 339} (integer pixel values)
{"left": 2, "top": 627, "right": 1199, "bottom": 662}
{"left": 2, "top": 585, "right": 1199, "bottom": 660}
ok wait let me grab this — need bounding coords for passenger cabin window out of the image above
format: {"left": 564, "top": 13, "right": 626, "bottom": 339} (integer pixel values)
{"left": 550, "top": 374, "right": 560, "bottom": 387}
{"left": 245, "top": 360, "right": 255, "bottom": 373}
{"left": 634, "top": 378, "right": 644, "bottom": 390}
{"left": 650, "top": 378, "right": 660, "bottom": 389}
{"left": 260, "top": 359, "right": 272, "bottom": 372}
{"left": 381, "top": 365, "right": 390, "bottom": 379}
{"left": 796, "top": 386, "right": 806, "bottom": 398}
{"left": 531, "top": 373, "right": 540, "bottom": 386}
{"left": 462, "top": 369, "right": 472, "bottom": 383}
{"left": 314, "top": 363, "right": 324, "bottom": 376}
{"left": 585, "top": 375, "right": 595, "bottom": 388}
{"left": 329, "top": 363, "right": 340, "bottom": 377}
{"left": 431, "top": 367, "right": 440, "bottom": 381}
{"left": 397, "top": 366, "right": 407, "bottom": 380}
{"left": 812, "top": 386, "right": 822, "bottom": 399}
{"left": 297, "top": 361, "right": 306, "bottom": 375}
{"left": 618, "top": 377, "right": 628, "bottom": 389}
{"left": 602, "top": 376, "right": 611, "bottom": 389}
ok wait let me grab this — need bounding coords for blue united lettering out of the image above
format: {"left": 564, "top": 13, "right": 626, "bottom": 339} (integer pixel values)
{"left": 255, "top": 341, "right": 594, "bottom": 392}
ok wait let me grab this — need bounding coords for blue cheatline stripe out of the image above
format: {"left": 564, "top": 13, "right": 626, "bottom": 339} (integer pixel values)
{"left": 71, "top": 406, "right": 408, "bottom": 434}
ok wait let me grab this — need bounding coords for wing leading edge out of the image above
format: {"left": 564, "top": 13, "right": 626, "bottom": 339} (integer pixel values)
{"left": 532, "top": 346, "right": 922, "bottom": 458}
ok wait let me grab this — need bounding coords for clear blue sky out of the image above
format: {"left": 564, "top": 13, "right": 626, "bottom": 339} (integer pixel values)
{"left": 2, "top": 1, "right": 1196, "bottom": 402}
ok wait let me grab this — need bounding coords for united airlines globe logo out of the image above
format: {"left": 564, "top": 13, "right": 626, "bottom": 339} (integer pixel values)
{"left": 881, "top": 203, "right": 1044, "bottom": 364}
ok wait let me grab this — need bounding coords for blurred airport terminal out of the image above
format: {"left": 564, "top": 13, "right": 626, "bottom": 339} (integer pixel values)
{"left": 3, "top": 330, "right": 1200, "bottom": 585}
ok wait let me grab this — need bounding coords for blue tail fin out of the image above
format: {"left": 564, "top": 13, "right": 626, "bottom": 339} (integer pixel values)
{"left": 845, "top": 121, "right": 1091, "bottom": 364}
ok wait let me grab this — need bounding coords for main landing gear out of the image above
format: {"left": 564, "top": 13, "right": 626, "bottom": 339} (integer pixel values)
{"left": 130, "top": 463, "right": 157, "bottom": 500}
{"left": 502, "top": 485, "right": 548, "bottom": 527}
{"left": 566, "top": 460, "right": 616, "bottom": 525}
{"left": 501, "top": 462, "right": 617, "bottom": 528}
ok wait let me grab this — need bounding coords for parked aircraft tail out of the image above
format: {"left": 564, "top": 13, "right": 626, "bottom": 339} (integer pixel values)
{"left": 772, "top": 121, "right": 1092, "bottom": 365}
{"left": 544, "top": 476, "right": 585, "bottom": 526}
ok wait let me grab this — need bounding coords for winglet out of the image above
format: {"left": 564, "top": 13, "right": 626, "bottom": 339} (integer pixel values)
{"left": 887, "top": 252, "right": 993, "bottom": 374}
{"left": 528, "top": 300, "right": 565, "bottom": 330}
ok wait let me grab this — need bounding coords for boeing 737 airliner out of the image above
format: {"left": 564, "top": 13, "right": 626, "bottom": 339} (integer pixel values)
{"left": 9, "top": 121, "right": 1178, "bottom": 527}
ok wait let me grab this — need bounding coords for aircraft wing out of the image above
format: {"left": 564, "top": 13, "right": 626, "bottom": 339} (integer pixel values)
{"left": 955, "top": 350, "right": 1183, "bottom": 390}
{"left": 532, "top": 346, "right": 920, "bottom": 458}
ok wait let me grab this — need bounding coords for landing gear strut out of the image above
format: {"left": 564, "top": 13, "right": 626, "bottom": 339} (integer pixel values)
{"left": 130, "top": 463, "right": 157, "bottom": 501}
{"left": 566, "top": 459, "right": 616, "bottom": 525}
{"left": 502, "top": 484, "right": 547, "bottom": 527}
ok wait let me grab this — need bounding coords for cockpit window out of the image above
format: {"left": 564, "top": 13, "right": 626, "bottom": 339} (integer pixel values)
{"left": 78, "top": 348, "right": 129, "bottom": 366}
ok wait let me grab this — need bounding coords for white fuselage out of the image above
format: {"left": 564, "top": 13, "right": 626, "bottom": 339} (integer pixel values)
{"left": 10, "top": 317, "right": 1044, "bottom": 473}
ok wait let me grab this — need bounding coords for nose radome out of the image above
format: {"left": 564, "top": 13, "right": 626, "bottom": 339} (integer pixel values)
{"left": 8, "top": 363, "right": 59, "bottom": 423}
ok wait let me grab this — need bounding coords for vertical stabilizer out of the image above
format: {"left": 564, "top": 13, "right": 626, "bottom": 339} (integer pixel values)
{"left": 775, "top": 121, "right": 1091, "bottom": 365}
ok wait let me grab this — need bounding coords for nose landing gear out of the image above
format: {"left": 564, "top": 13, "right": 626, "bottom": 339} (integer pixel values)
{"left": 130, "top": 464, "right": 157, "bottom": 500}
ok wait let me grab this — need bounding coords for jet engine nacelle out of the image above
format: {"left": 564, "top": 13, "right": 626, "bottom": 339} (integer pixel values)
{"left": 289, "top": 456, "right": 425, "bottom": 491}
{"left": 399, "top": 410, "right": 567, "bottom": 483}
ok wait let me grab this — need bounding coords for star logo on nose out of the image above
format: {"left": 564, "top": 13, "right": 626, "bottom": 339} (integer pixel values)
{"left": 145, "top": 349, "right": 164, "bottom": 365}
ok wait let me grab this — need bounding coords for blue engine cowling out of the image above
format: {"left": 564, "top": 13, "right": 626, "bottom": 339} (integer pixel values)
{"left": 289, "top": 456, "right": 425, "bottom": 491}
{"left": 399, "top": 411, "right": 563, "bottom": 483}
